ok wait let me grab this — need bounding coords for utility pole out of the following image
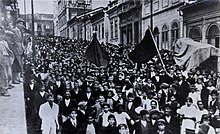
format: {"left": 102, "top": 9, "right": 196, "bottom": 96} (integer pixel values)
{"left": 24, "top": 0, "right": 26, "bottom": 26}
{"left": 31, "top": 0, "right": 35, "bottom": 64}
{"left": 150, "top": 0, "right": 153, "bottom": 31}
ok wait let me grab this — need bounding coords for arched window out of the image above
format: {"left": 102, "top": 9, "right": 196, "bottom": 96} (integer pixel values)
{"left": 162, "top": 24, "right": 169, "bottom": 50}
{"left": 153, "top": 27, "right": 159, "bottom": 48}
{"left": 189, "top": 27, "right": 202, "bottom": 42}
{"left": 162, "top": 25, "right": 168, "bottom": 43}
{"left": 171, "top": 21, "right": 179, "bottom": 42}
{"left": 207, "top": 24, "right": 220, "bottom": 48}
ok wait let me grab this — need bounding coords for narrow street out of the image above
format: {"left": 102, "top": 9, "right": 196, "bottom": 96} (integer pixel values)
{"left": 0, "top": 83, "right": 27, "bottom": 134}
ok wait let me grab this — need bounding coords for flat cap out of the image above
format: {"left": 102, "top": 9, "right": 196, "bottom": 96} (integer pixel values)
{"left": 157, "top": 119, "right": 166, "bottom": 125}
{"left": 16, "top": 18, "right": 25, "bottom": 24}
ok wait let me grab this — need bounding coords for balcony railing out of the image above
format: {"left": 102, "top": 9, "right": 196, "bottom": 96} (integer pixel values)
{"left": 117, "top": 0, "right": 141, "bottom": 14}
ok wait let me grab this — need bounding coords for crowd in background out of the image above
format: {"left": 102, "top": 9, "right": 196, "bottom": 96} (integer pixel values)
{"left": 22, "top": 34, "right": 220, "bottom": 134}
{"left": 0, "top": 16, "right": 219, "bottom": 134}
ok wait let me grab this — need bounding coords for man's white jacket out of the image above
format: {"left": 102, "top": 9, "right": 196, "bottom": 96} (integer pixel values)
{"left": 39, "top": 102, "right": 59, "bottom": 130}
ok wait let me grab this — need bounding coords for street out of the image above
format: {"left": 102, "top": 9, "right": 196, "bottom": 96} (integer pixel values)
{"left": 0, "top": 83, "right": 27, "bottom": 134}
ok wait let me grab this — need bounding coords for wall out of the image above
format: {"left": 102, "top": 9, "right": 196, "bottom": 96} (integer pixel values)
{"left": 142, "top": 0, "right": 185, "bottom": 50}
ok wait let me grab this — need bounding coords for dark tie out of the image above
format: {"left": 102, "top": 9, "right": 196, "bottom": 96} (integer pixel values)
{"left": 49, "top": 103, "right": 53, "bottom": 108}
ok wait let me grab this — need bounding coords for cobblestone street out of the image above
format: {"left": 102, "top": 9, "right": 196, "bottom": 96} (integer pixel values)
{"left": 0, "top": 83, "right": 27, "bottom": 134}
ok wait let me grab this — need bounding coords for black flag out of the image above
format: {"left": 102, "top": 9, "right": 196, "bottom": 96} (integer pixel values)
{"left": 128, "top": 28, "right": 157, "bottom": 64}
{"left": 85, "top": 33, "right": 110, "bottom": 68}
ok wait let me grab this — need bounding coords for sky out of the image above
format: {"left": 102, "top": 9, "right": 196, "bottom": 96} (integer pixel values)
{"left": 17, "top": 0, "right": 110, "bottom": 14}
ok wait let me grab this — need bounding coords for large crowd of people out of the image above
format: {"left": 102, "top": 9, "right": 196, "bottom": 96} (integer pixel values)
{"left": 0, "top": 17, "right": 219, "bottom": 134}
{"left": 23, "top": 33, "right": 220, "bottom": 134}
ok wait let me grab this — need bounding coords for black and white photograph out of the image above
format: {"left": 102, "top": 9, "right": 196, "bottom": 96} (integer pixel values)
{"left": 0, "top": 0, "right": 220, "bottom": 134}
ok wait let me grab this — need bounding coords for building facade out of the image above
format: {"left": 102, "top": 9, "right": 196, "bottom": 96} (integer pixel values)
{"left": 53, "top": 0, "right": 60, "bottom": 36}
{"left": 21, "top": 13, "right": 54, "bottom": 36}
{"left": 54, "top": 0, "right": 92, "bottom": 37}
{"left": 91, "top": 9, "right": 105, "bottom": 43}
{"left": 67, "top": 0, "right": 142, "bottom": 45}
{"left": 59, "top": 0, "right": 201, "bottom": 48}
{"left": 0, "top": 0, "right": 19, "bottom": 24}
{"left": 118, "top": 0, "right": 142, "bottom": 46}
{"left": 105, "top": 0, "right": 120, "bottom": 45}
{"left": 68, "top": 7, "right": 104, "bottom": 41}
{"left": 142, "top": 0, "right": 189, "bottom": 51}
{"left": 181, "top": 0, "right": 220, "bottom": 72}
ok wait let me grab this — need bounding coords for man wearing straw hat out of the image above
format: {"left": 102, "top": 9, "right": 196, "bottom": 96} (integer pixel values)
{"left": 11, "top": 18, "right": 25, "bottom": 84}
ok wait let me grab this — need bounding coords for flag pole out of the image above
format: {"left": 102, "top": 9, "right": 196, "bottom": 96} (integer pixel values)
{"left": 148, "top": 26, "right": 167, "bottom": 72}
{"left": 150, "top": 0, "right": 153, "bottom": 31}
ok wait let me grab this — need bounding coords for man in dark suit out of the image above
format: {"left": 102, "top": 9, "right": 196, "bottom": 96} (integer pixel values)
{"left": 61, "top": 109, "right": 79, "bottom": 134}
{"left": 175, "top": 73, "right": 190, "bottom": 106}
{"left": 55, "top": 75, "right": 66, "bottom": 97}
{"left": 113, "top": 90, "right": 126, "bottom": 110}
{"left": 77, "top": 114, "right": 100, "bottom": 134}
{"left": 81, "top": 75, "right": 94, "bottom": 92}
{"left": 24, "top": 78, "right": 37, "bottom": 119}
{"left": 209, "top": 90, "right": 219, "bottom": 115}
{"left": 70, "top": 80, "right": 82, "bottom": 103}
{"left": 77, "top": 101, "right": 88, "bottom": 126}
{"left": 124, "top": 93, "right": 135, "bottom": 113}
{"left": 59, "top": 90, "right": 77, "bottom": 123}
{"left": 158, "top": 83, "right": 173, "bottom": 108}
{"left": 113, "top": 72, "right": 125, "bottom": 88}
{"left": 154, "top": 119, "right": 173, "bottom": 134}
{"left": 33, "top": 83, "right": 48, "bottom": 131}
{"left": 133, "top": 110, "right": 151, "bottom": 134}
{"left": 46, "top": 80, "right": 58, "bottom": 97}
{"left": 161, "top": 104, "right": 181, "bottom": 134}
{"left": 151, "top": 70, "right": 166, "bottom": 92}
{"left": 149, "top": 110, "right": 161, "bottom": 134}
{"left": 186, "top": 71, "right": 195, "bottom": 85}
{"left": 166, "top": 68, "right": 176, "bottom": 85}
{"left": 81, "top": 85, "right": 96, "bottom": 108}
{"left": 143, "top": 78, "right": 156, "bottom": 93}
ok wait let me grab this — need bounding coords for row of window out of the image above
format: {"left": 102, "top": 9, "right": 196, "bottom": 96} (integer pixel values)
{"left": 144, "top": 0, "right": 180, "bottom": 15}
{"left": 93, "top": 23, "right": 105, "bottom": 40}
{"left": 110, "top": 19, "right": 118, "bottom": 39}
{"left": 153, "top": 21, "right": 179, "bottom": 50}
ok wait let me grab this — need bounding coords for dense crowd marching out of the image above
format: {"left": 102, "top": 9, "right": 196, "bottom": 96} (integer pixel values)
{"left": 0, "top": 18, "right": 219, "bottom": 134}
{"left": 23, "top": 34, "right": 220, "bottom": 134}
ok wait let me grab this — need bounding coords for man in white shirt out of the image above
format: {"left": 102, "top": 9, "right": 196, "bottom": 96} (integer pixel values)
{"left": 142, "top": 91, "right": 159, "bottom": 111}
{"left": 114, "top": 104, "right": 134, "bottom": 126}
{"left": 98, "top": 103, "right": 112, "bottom": 127}
{"left": 188, "top": 84, "right": 201, "bottom": 106}
{"left": 39, "top": 94, "right": 59, "bottom": 134}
